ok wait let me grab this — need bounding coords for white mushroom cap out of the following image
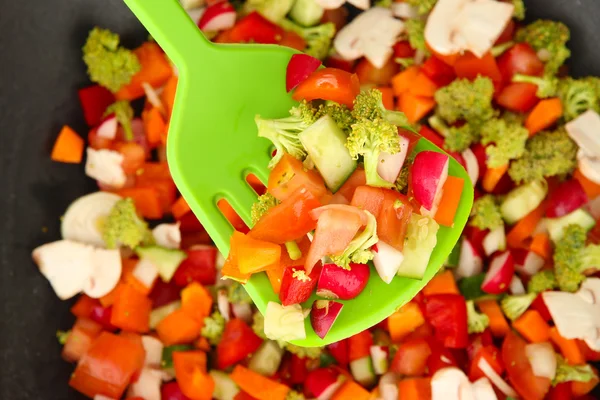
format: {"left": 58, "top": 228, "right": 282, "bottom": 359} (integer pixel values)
{"left": 152, "top": 222, "right": 182, "bottom": 249}
{"left": 82, "top": 247, "right": 122, "bottom": 298}
{"left": 85, "top": 148, "right": 127, "bottom": 189}
{"left": 142, "top": 336, "right": 164, "bottom": 368}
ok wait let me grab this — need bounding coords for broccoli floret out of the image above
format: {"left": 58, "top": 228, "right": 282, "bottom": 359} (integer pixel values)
{"left": 286, "top": 390, "right": 306, "bottom": 400}
{"left": 405, "top": 19, "right": 429, "bottom": 54}
{"left": 502, "top": 111, "right": 525, "bottom": 126}
{"left": 554, "top": 224, "right": 587, "bottom": 292}
{"left": 252, "top": 311, "right": 267, "bottom": 340}
{"left": 329, "top": 211, "right": 378, "bottom": 269}
{"left": 201, "top": 311, "right": 225, "bottom": 346}
{"left": 428, "top": 115, "right": 479, "bottom": 152}
{"left": 353, "top": 89, "right": 413, "bottom": 129}
{"left": 284, "top": 343, "right": 323, "bottom": 359}
{"left": 553, "top": 355, "right": 596, "bottom": 386}
{"left": 405, "top": 0, "right": 438, "bottom": 16}
{"left": 102, "top": 198, "right": 152, "bottom": 249}
{"left": 280, "top": 19, "right": 336, "bottom": 60}
{"left": 315, "top": 101, "right": 355, "bottom": 133}
{"left": 508, "top": 128, "right": 578, "bottom": 184}
{"left": 82, "top": 27, "right": 141, "bottom": 93}
{"left": 512, "top": 74, "right": 558, "bottom": 98}
{"left": 467, "top": 300, "right": 490, "bottom": 334}
{"left": 395, "top": 151, "right": 415, "bottom": 194}
{"left": 347, "top": 118, "right": 401, "bottom": 188}
{"left": 105, "top": 100, "right": 134, "bottom": 141}
{"left": 56, "top": 330, "right": 70, "bottom": 345}
{"left": 500, "top": 293, "right": 536, "bottom": 321}
{"left": 251, "top": 193, "right": 279, "bottom": 225}
{"left": 255, "top": 104, "right": 317, "bottom": 168}
{"left": 480, "top": 117, "right": 528, "bottom": 168}
{"left": 558, "top": 78, "right": 600, "bottom": 121}
{"left": 434, "top": 77, "right": 496, "bottom": 126}
{"left": 515, "top": 20, "right": 570, "bottom": 76}
{"left": 527, "top": 270, "right": 557, "bottom": 294}
{"left": 228, "top": 281, "right": 253, "bottom": 304}
{"left": 512, "top": 0, "right": 525, "bottom": 20}
{"left": 582, "top": 245, "right": 600, "bottom": 271}
{"left": 470, "top": 195, "right": 503, "bottom": 231}
{"left": 243, "top": 0, "right": 294, "bottom": 23}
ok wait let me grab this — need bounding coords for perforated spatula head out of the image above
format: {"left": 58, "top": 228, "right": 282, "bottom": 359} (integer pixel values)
{"left": 123, "top": 0, "right": 473, "bottom": 347}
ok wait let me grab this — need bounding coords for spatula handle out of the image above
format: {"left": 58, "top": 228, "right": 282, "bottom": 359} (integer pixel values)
{"left": 123, "top": 0, "right": 210, "bottom": 70}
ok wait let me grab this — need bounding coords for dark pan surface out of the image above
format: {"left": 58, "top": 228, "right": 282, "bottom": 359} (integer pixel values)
{"left": 1, "top": 0, "right": 599, "bottom": 399}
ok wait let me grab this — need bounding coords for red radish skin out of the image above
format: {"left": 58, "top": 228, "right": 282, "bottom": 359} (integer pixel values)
{"left": 311, "top": 300, "right": 344, "bottom": 339}
{"left": 279, "top": 264, "right": 322, "bottom": 306}
{"left": 317, "top": 263, "right": 370, "bottom": 300}
{"left": 305, "top": 367, "right": 346, "bottom": 400}
{"left": 410, "top": 151, "right": 449, "bottom": 215}
{"left": 482, "top": 226, "right": 506, "bottom": 257}
{"left": 456, "top": 238, "right": 483, "bottom": 279}
{"left": 328, "top": 339, "right": 349, "bottom": 366}
{"left": 198, "top": 1, "right": 236, "bottom": 32}
{"left": 545, "top": 179, "right": 588, "bottom": 218}
{"left": 461, "top": 148, "right": 480, "bottom": 185}
{"left": 96, "top": 115, "right": 118, "bottom": 140}
{"left": 377, "top": 135, "right": 410, "bottom": 184}
{"left": 512, "top": 248, "right": 544, "bottom": 276}
{"left": 482, "top": 251, "right": 514, "bottom": 294}
{"left": 286, "top": 54, "right": 322, "bottom": 92}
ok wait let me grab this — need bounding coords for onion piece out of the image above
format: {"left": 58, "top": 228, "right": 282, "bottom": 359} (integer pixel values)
{"left": 478, "top": 357, "right": 518, "bottom": 397}
{"left": 132, "top": 258, "right": 159, "bottom": 289}
{"left": 525, "top": 342, "right": 557, "bottom": 380}
{"left": 142, "top": 82, "right": 165, "bottom": 115}
{"left": 509, "top": 275, "right": 526, "bottom": 295}
{"left": 217, "top": 288, "right": 231, "bottom": 321}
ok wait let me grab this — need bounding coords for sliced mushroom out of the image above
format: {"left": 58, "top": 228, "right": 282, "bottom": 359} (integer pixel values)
{"left": 85, "top": 148, "right": 127, "bottom": 189}
{"left": 565, "top": 110, "right": 600, "bottom": 157}
{"left": 152, "top": 222, "right": 182, "bottom": 249}
{"left": 543, "top": 290, "right": 600, "bottom": 343}
{"left": 82, "top": 247, "right": 122, "bottom": 298}
{"left": 577, "top": 151, "right": 600, "bottom": 185}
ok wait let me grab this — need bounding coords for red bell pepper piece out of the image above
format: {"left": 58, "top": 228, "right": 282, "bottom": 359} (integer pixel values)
{"left": 454, "top": 52, "right": 502, "bottom": 84}
{"left": 279, "top": 263, "right": 322, "bottom": 306}
{"left": 286, "top": 54, "right": 322, "bottom": 93}
{"left": 421, "top": 56, "right": 456, "bottom": 87}
{"left": 327, "top": 339, "right": 349, "bottom": 367}
{"left": 289, "top": 354, "right": 309, "bottom": 385}
{"left": 497, "top": 43, "right": 544, "bottom": 83}
{"left": 173, "top": 245, "right": 218, "bottom": 286}
{"left": 531, "top": 292, "right": 553, "bottom": 321}
{"left": 391, "top": 337, "right": 432, "bottom": 376}
{"left": 292, "top": 68, "right": 361, "bottom": 109}
{"left": 424, "top": 294, "right": 469, "bottom": 349}
{"left": 426, "top": 337, "right": 459, "bottom": 375}
{"left": 469, "top": 344, "right": 504, "bottom": 381}
{"left": 348, "top": 330, "right": 373, "bottom": 362}
{"left": 148, "top": 278, "right": 183, "bottom": 308}
{"left": 78, "top": 85, "right": 115, "bottom": 127}
{"left": 547, "top": 383, "right": 573, "bottom": 400}
{"left": 393, "top": 40, "right": 416, "bottom": 58}
{"left": 217, "top": 319, "right": 263, "bottom": 369}
{"left": 70, "top": 294, "right": 100, "bottom": 319}
{"left": 497, "top": 82, "right": 540, "bottom": 112}
{"left": 173, "top": 351, "right": 214, "bottom": 400}
{"left": 228, "top": 12, "right": 283, "bottom": 44}
{"left": 161, "top": 382, "right": 192, "bottom": 400}
{"left": 466, "top": 330, "right": 494, "bottom": 361}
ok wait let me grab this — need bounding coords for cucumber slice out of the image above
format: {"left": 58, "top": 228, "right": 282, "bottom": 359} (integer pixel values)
{"left": 500, "top": 180, "right": 547, "bottom": 225}
{"left": 136, "top": 246, "right": 186, "bottom": 282}
{"left": 289, "top": 0, "right": 325, "bottom": 27}
{"left": 149, "top": 301, "right": 181, "bottom": 329}
{"left": 248, "top": 340, "right": 284, "bottom": 376}
{"left": 545, "top": 208, "right": 596, "bottom": 242}
{"left": 210, "top": 370, "right": 240, "bottom": 400}
{"left": 299, "top": 115, "right": 357, "bottom": 192}
{"left": 350, "top": 356, "right": 376, "bottom": 387}
{"left": 396, "top": 214, "right": 439, "bottom": 279}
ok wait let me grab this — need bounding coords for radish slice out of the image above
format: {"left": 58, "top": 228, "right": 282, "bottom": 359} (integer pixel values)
{"left": 477, "top": 357, "right": 518, "bottom": 397}
{"left": 455, "top": 238, "right": 483, "bottom": 279}
{"left": 97, "top": 115, "right": 118, "bottom": 140}
{"left": 305, "top": 367, "right": 346, "bottom": 400}
{"left": 286, "top": 54, "right": 322, "bottom": 93}
{"left": 372, "top": 241, "right": 404, "bottom": 284}
{"left": 461, "top": 148, "right": 479, "bottom": 186}
{"left": 198, "top": 1, "right": 236, "bottom": 32}
{"left": 525, "top": 342, "right": 557, "bottom": 380}
{"left": 370, "top": 345, "right": 389, "bottom": 374}
{"left": 311, "top": 300, "right": 344, "bottom": 339}
{"left": 410, "top": 151, "right": 449, "bottom": 215}
{"left": 512, "top": 249, "right": 545, "bottom": 276}
{"left": 132, "top": 258, "right": 159, "bottom": 289}
{"left": 317, "top": 263, "right": 370, "bottom": 300}
{"left": 217, "top": 288, "right": 231, "bottom": 321}
{"left": 546, "top": 179, "right": 589, "bottom": 218}
{"left": 509, "top": 275, "right": 525, "bottom": 295}
{"left": 232, "top": 302, "right": 252, "bottom": 324}
{"left": 482, "top": 225, "right": 506, "bottom": 257}
{"left": 377, "top": 135, "right": 410, "bottom": 184}
{"left": 481, "top": 251, "right": 514, "bottom": 295}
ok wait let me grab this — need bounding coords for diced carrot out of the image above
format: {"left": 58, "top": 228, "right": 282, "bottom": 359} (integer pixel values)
{"left": 376, "top": 86, "right": 395, "bottom": 110}
{"left": 506, "top": 201, "right": 546, "bottom": 249}
{"left": 221, "top": 234, "right": 252, "bottom": 283}
{"left": 172, "top": 196, "right": 192, "bottom": 220}
{"left": 525, "top": 98, "right": 563, "bottom": 136}
{"left": 51, "top": 126, "right": 84, "bottom": 164}
{"left": 571, "top": 367, "right": 599, "bottom": 397}
{"left": 122, "top": 259, "right": 153, "bottom": 296}
{"left": 337, "top": 168, "right": 366, "bottom": 202}
{"left": 267, "top": 237, "right": 311, "bottom": 294}
{"left": 331, "top": 381, "right": 371, "bottom": 400}
{"left": 549, "top": 327, "right": 585, "bottom": 365}
{"left": 110, "top": 283, "right": 151, "bottom": 333}
{"left": 574, "top": 169, "right": 600, "bottom": 199}
{"left": 423, "top": 270, "right": 460, "bottom": 296}
{"left": 408, "top": 72, "right": 438, "bottom": 98}
{"left": 99, "top": 285, "right": 119, "bottom": 307}
{"left": 117, "top": 187, "right": 163, "bottom": 220}
{"left": 116, "top": 42, "right": 173, "bottom": 101}
{"left": 388, "top": 302, "right": 425, "bottom": 343}
{"left": 391, "top": 66, "right": 420, "bottom": 95}
{"left": 231, "top": 232, "right": 281, "bottom": 275}
{"left": 349, "top": 331, "right": 373, "bottom": 362}
{"left": 142, "top": 107, "right": 166, "bottom": 147}
{"left": 529, "top": 233, "right": 551, "bottom": 260}
{"left": 477, "top": 299, "right": 509, "bottom": 338}
{"left": 513, "top": 310, "right": 551, "bottom": 343}
{"left": 173, "top": 351, "right": 213, "bottom": 400}
{"left": 161, "top": 75, "right": 179, "bottom": 118}
{"left": 181, "top": 282, "right": 213, "bottom": 323}
{"left": 70, "top": 295, "right": 100, "bottom": 319}
{"left": 397, "top": 378, "right": 432, "bottom": 400}
{"left": 156, "top": 309, "right": 202, "bottom": 346}
{"left": 231, "top": 365, "right": 290, "bottom": 400}
{"left": 218, "top": 199, "right": 249, "bottom": 234}
{"left": 398, "top": 92, "right": 436, "bottom": 123}
{"left": 433, "top": 176, "right": 465, "bottom": 227}
{"left": 482, "top": 164, "right": 508, "bottom": 192}
{"left": 195, "top": 336, "right": 211, "bottom": 352}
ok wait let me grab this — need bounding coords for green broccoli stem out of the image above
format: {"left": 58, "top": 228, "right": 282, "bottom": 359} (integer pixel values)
{"left": 491, "top": 41, "right": 515, "bottom": 57}
{"left": 285, "top": 241, "right": 302, "bottom": 261}
{"left": 363, "top": 151, "right": 395, "bottom": 189}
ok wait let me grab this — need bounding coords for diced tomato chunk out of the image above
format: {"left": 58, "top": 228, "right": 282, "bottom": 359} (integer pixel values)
{"left": 496, "top": 82, "right": 539, "bottom": 112}
{"left": 391, "top": 337, "right": 431, "bottom": 376}
{"left": 268, "top": 153, "right": 328, "bottom": 201}
{"left": 497, "top": 43, "right": 545, "bottom": 83}
{"left": 377, "top": 189, "right": 413, "bottom": 251}
{"left": 217, "top": 319, "right": 263, "bottom": 369}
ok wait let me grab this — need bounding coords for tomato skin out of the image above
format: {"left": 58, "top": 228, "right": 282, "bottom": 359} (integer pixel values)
{"left": 393, "top": 40, "right": 416, "bottom": 59}
{"left": 348, "top": 330, "right": 373, "bottom": 362}
{"left": 502, "top": 331, "right": 552, "bottom": 400}
{"left": 426, "top": 337, "right": 459, "bottom": 375}
{"left": 497, "top": 43, "right": 545, "bottom": 82}
{"left": 292, "top": 68, "right": 361, "bottom": 108}
{"left": 354, "top": 57, "right": 399, "bottom": 86}
{"left": 327, "top": 339, "right": 350, "bottom": 367}
{"left": 495, "top": 19, "right": 516, "bottom": 45}
{"left": 424, "top": 294, "right": 469, "bottom": 349}
{"left": 268, "top": 153, "right": 328, "bottom": 201}
{"left": 454, "top": 52, "right": 502, "bottom": 84}
{"left": 216, "top": 319, "right": 263, "bottom": 370}
{"left": 469, "top": 344, "right": 504, "bottom": 381}
{"left": 228, "top": 12, "right": 283, "bottom": 44}
{"left": 496, "top": 82, "right": 539, "bottom": 112}
{"left": 391, "top": 337, "right": 432, "bottom": 376}
{"left": 336, "top": 168, "right": 366, "bottom": 202}
{"left": 377, "top": 190, "right": 413, "bottom": 251}
{"left": 421, "top": 56, "right": 456, "bottom": 87}
{"left": 350, "top": 186, "right": 386, "bottom": 217}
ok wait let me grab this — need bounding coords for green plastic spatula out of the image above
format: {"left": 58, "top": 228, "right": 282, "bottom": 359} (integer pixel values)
{"left": 123, "top": 0, "right": 474, "bottom": 347}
